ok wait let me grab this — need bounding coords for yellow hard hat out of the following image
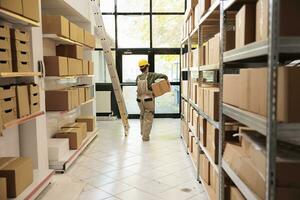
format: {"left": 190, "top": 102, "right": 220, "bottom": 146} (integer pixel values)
{"left": 138, "top": 59, "right": 149, "bottom": 69}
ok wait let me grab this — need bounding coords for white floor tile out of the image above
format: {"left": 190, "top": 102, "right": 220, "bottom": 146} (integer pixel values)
{"left": 99, "top": 181, "right": 133, "bottom": 195}
{"left": 77, "top": 188, "right": 112, "bottom": 200}
{"left": 116, "top": 188, "right": 160, "bottom": 200}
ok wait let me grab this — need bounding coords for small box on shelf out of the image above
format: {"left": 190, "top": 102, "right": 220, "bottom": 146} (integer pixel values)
{"left": 82, "top": 60, "right": 89, "bottom": 75}
{"left": 206, "top": 122, "right": 218, "bottom": 163}
{"left": 88, "top": 61, "right": 94, "bottom": 75}
{"left": 45, "top": 90, "right": 72, "bottom": 111}
{"left": 84, "top": 31, "right": 96, "bottom": 48}
{"left": 22, "top": 0, "right": 40, "bottom": 22}
{"left": 42, "top": 15, "right": 70, "bottom": 38}
{"left": 10, "top": 29, "right": 30, "bottom": 42}
{"left": 0, "top": 0, "right": 23, "bottom": 15}
{"left": 48, "top": 138, "right": 69, "bottom": 161}
{"left": 78, "top": 87, "right": 85, "bottom": 104}
{"left": 28, "top": 83, "right": 40, "bottom": 114}
{"left": 0, "top": 157, "right": 33, "bottom": 198}
{"left": 54, "top": 128, "right": 83, "bottom": 150}
{"left": 44, "top": 56, "right": 68, "bottom": 76}
{"left": 76, "top": 116, "right": 96, "bottom": 132}
{"left": 0, "top": 177, "right": 6, "bottom": 200}
{"left": 67, "top": 58, "right": 82, "bottom": 76}
{"left": 229, "top": 186, "right": 246, "bottom": 200}
{"left": 62, "top": 122, "right": 87, "bottom": 140}
{"left": 16, "top": 85, "right": 30, "bottom": 118}
{"left": 56, "top": 44, "right": 83, "bottom": 60}
{"left": 199, "top": 116, "right": 207, "bottom": 147}
{"left": 199, "top": 153, "right": 210, "bottom": 185}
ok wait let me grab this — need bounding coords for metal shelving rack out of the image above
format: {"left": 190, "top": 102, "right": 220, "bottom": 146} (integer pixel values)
{"left": 182, "top": 0, "right": 300, "bottom": 200}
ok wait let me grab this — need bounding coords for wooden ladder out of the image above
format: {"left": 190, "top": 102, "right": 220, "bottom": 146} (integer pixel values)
{"left": 91, "top": 0, "right": 130, "bottom": 136}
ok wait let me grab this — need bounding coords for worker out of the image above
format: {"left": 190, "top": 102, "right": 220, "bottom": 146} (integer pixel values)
{"left": 136, "top": 59, "right": 168, "bottom": 141}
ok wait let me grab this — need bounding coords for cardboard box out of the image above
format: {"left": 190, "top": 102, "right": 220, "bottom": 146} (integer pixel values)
{"left": 0, "top": 97, "right": 16, "bottom": 112}
{"left": 199, "top": 0, "right": 211, "bottom": 17}
{"left": 197, "top": 87, "right": 204, "bottom": 111}
{"left": 207, "top": 122, "right": 218, "bottom": 163}
{"left": 76, "top": 116, "right": 95, "bottom": 132}
{"left": 230, "top": 186, "right": 246, "bottom": 200}
{"left": 11, "top": 50, "right": 31, "bottom": 72}
{"left": 0, "top": 48, "right": 11, "bottom": 60}
{"left": 67, "top": 58, "right": 82, "bottom": 75}
{"left": 56, "top": 45, "right": 83, "bottom": 60}
{"left": 11, "top": 40, "right": 30, "bottom": 52}
{"left": 10, "top": 29, "right": 30, "bottom": 42}
{"left": 77, "top": 27, "right": 84, "bottom": 44}
{"left": 28, "top": 84, "right": 39, "bottom": 114}
{"left": 208, "top": 34, "right": 220, "bottom": 65}
{"left": 0, "top": 37, "right": 10, "bottom": 50}
{"left": 88, "top": 61, "right": 94, "bottom": 75}
{"left": 48, "top": 138, "right": 69, "bottom": 161}
{"left": 42, "top": 15, "right": 70, "bottom": 38}
{"left": 84, "top": 31, "right": 95, "bottom": 48}
{"left": 81, "top": 85, "right": 94, "bottom": 101}
{"left": 223, "top": 74, "right": 240, "bottom": 107}
{"left": 16, "top": 85, "right": 30, "bottom": 118}
{"left": 0, "top": 177, "right": 7, "bottom": 200}
{"left": 192, "top": 137, "right": 198, "bottom": 164}
{"left": 151, "top": 79, "right": 171, "bottom": 97}
{"left": 22, "top": 0, "right": 39, "bottom": 22}
{"left": 192, "top": 48, "right": 198, "bottom": 67}
{"left": 0, "top": 86, "right": 15, "bottom": 99}
{"left": 226, "top": 30, "right": 236, "bottom": 51}
{"left": 199, "top": 154, "right": 210, "bottom": 184}
{"left": 199, "top": 116, "right": 207, "bottom": 146}
{"left": 62, "top": 122, "right": 87, "bottom": 139}
{"left": 208, "top": 88, "right": 219, "bottom": 121}
{"left": 192, "top": 109, "right": 198, "bottom": 133}
{"left": 191, "top": 82, "right": 198, "bottom": 104}
{"left": 199, "top": 45, "right": 205, "bottom": 66}
{"left": 1, "top": 107, "right": 17, "bottom": 124}
{"left": 223, "top": 143, "right": 265, "bottom": 199}
{"left": 240, "top": 67, "right": 300, "bottom": 122}
{"left": 256, "top": 0, "right": 300, "bottom": 42}
{"left": 82, "top": 60, "right": 89, "bottom": 75}
{"left": 0, "top": 46, "right": 12, "bottom": 72}
{"left": 238, "top": 69, "right": 250, "bottom": 110}
{"left": 235, "top": 4, "right": 255, "bottom": 48}
{"left": 69, "top": 88, "right": 79, "bottom": 108}
{"left": 203, "top": 88, "right": 209, "bottom": 114}
{"left": 0, "top": 157, "right": 33, "bottom": 198}
{"left": 276, "top": 187, "right": 300, "bottom": 200}
{"left": 45, "top": 90, "right": 72, "bottom": 111}
{"left": 0, "top": 0, "right": 22, "bottom": 15}
{"left": 78, "top": 87, "right": 85, "bottom": 104}
{"left": 188, "top": 132, "right": 194, "bottom": 152}
{"left": 69, "top": 22, "right": 79, "bottom": 42}
{"left": 55, "top": 128, "right": 83, "bottom": 150}
{"left": 0, "top": 25, "right": 9, "bottom": 38}
{"left": 210, "top": 164, "right": 218, "bottom": 192}
{"left": 44, "top": 56, "right": 68, "bottom": 76}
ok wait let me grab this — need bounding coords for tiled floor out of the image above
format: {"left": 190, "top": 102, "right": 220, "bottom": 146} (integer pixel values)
{"left": 40, "top": 119, "right": 208, "bottom": 200}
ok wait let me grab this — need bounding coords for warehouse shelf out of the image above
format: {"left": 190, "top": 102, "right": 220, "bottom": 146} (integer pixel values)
{"left": 46, "top": 99, "right": 95, "bottom": 115}
{"left": 189, "top": 99, "right": 219, "bottom": 129}
{"left": 0, "top": 8, "right": 40, "bottom": 27}
{"left": 44, "top": 74, "right": 94, "bottom": 80}
{"left": 49, "top": 128, "right": 99, "bottom": 172}
{"left": 41, "top": 0, "right": 90, "bottom": 23}
{"left": 43, "top": 34, "right": 94, "bottom": 50}
{"left": 12, "top": 169, "right": 54, "bottom": 200}
{"left": 0, "top": 72, "right": 42, "bottom": 78}
{"left": 223, "top": 104, "right": 266, "bottom": 135}
{"left": 199, "top": 63, "right": 220, "bottom": 71}
{"left": 222, "top": 159, "right": 259, "bottom": 200}
{"left": 199, "top": 0, "right": 220, "bottom": 26}
{"left": 199, "top": 143, "right": 219, "bottom": 172}
{"left": 4, "top": 111, "right": 45, "bottom": 129}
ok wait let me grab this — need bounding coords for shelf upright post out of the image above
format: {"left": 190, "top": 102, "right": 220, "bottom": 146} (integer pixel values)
{"left": 186, "top": 35, "right": 192, "bottom": 153}
{"left": 218, "top": 1, "right": 225, "bottom": 200}
{"left": 266, "top": 0, "right": 280, "bottom": 199}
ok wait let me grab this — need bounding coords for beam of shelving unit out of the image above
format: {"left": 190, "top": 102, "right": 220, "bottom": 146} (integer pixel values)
{"left": 0, "top": 72, "right": 42, "bottom": 78}
{"left": 199, "top": 63, "right": 220, "bottom": 71}
{"left": 44, "top": 75, "right": 94, "bottom": 80}
{"left": 43, "top": 34, "right": 94, "bottom": 50}
{"left": 49, "top": 128, "right": 99, "bottom": 171}
{"left": 0, "top": 8, "right": 40, "bottom": 27}
{"left": 199, "top": 1, "right": 220, "bottom": 26}
{"left": 4, "top": 111, "right": 45, "bottom": 129}
{"left": 222, "top": 160, "right": 259, "bottom": 200}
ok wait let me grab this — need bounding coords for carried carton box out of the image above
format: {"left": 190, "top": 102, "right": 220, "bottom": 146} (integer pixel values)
{"left": 82, "top": 60, "right": 89, "bottom": 75}
{"left": 56, "top": 45, "right": 83, "bottom": 60}
{"left": 42, "top": 15, "right": 70, "bottom": 38}
{"left": 22, "top": 0, "right": 40, "bottom": 22}
{"left": 28, "top": 84, "right": 39, "bottom": 114}
{"left": 0, "top": 157, "right": 33, "bottom": 198}
{"left": 256, "top": 0, "right": 300, "bottom": 42}
{"left": 62, "top": 122, "right": 87, "bottom": 140}
{"left": 76, "top": 116, "right": 95, "bottom": 132}
{"left": 223, "top": 74, "right": 240, "bottom": 107}
{"left": 207, "top": 122, "right": 218, "bottom": 163}
{"left": 84, "top": 31, "right": 95, "bottom": 48}
{"left": 151, "top": 79, "right": 171, "bottom": 97}
{"left": 199, "top": 154, "right": 210, "bottom": 184}
{"left": 230, "top": 186, "right": 246, "bottom": 200}
{"left": 0, "top": 177, "right": 7, "bottom": 200}
{"left": 10, "top": 29, "right": 30, "bottom": 42}
{"left": 44, "top": 56, "right": 68, "bottom": 76}
{"left": 16, "top": 85, "right": 30, "bottom": 118}
{"left": 55, "top": 128, "right": 83, "bottom": 150}
{"left": 88, "top": 61, "right": 94, "bottom": 75}
{"left": 235, "top": 4, "right": 255, "bottom": 48}
{"left": 45, "top": 90, "right": 72, "bottom": 111}
{"left": 0, "top": 0, "right": 22, "bottom": 15}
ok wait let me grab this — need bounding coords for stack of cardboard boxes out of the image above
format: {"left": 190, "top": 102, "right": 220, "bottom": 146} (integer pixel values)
{"left": 0, "top": 25, "right": 11, "bottom": 72}
{"left": 0, "top": 157, "right": 34, "bottom": 199}
{"left": 45, "top": 85, "right": 94, "bottom": 111}
{"left": 0, "top": 0, "right": 40, "bottom": 22}
{"left": 224, "top": 129, "right": 300, "bottom": 199}
{"left": 0, "top": 86, "right": 17, "bottom": 127}
{"left": 54, "top": 116, "right": 95, "bottom": 150}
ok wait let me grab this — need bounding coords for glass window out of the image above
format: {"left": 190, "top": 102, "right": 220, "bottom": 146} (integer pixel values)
{"left": 123, "top": 86, "right": 140, "bottom": 114}
{"left": 155, "top": 86, "right": 180, "bottom": 113}
{"left": 117, "top": 16, "right": 150, "bottom": 48}
{"left": 155, "top": 55, "right": 180, "bottom": 82}
{"left": 122, "top": 54, "right": 148, "bottom": 82}
{"left": 153, "top": 15, "right": 183, "bottom": 47}
{"left": 117, "top": 0, "right": 150, "bottom": 13}
{"left": 94, "top": 51, "right": 115, "bottom": 83}
{"left": 100, "top": 0, "right": 114, "bottom": 13}
{"left": 102, "top": 15, "right": 116, "bottom": 48}
{"left": 152, "top": 0, "right": 185, "bottom": 13}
